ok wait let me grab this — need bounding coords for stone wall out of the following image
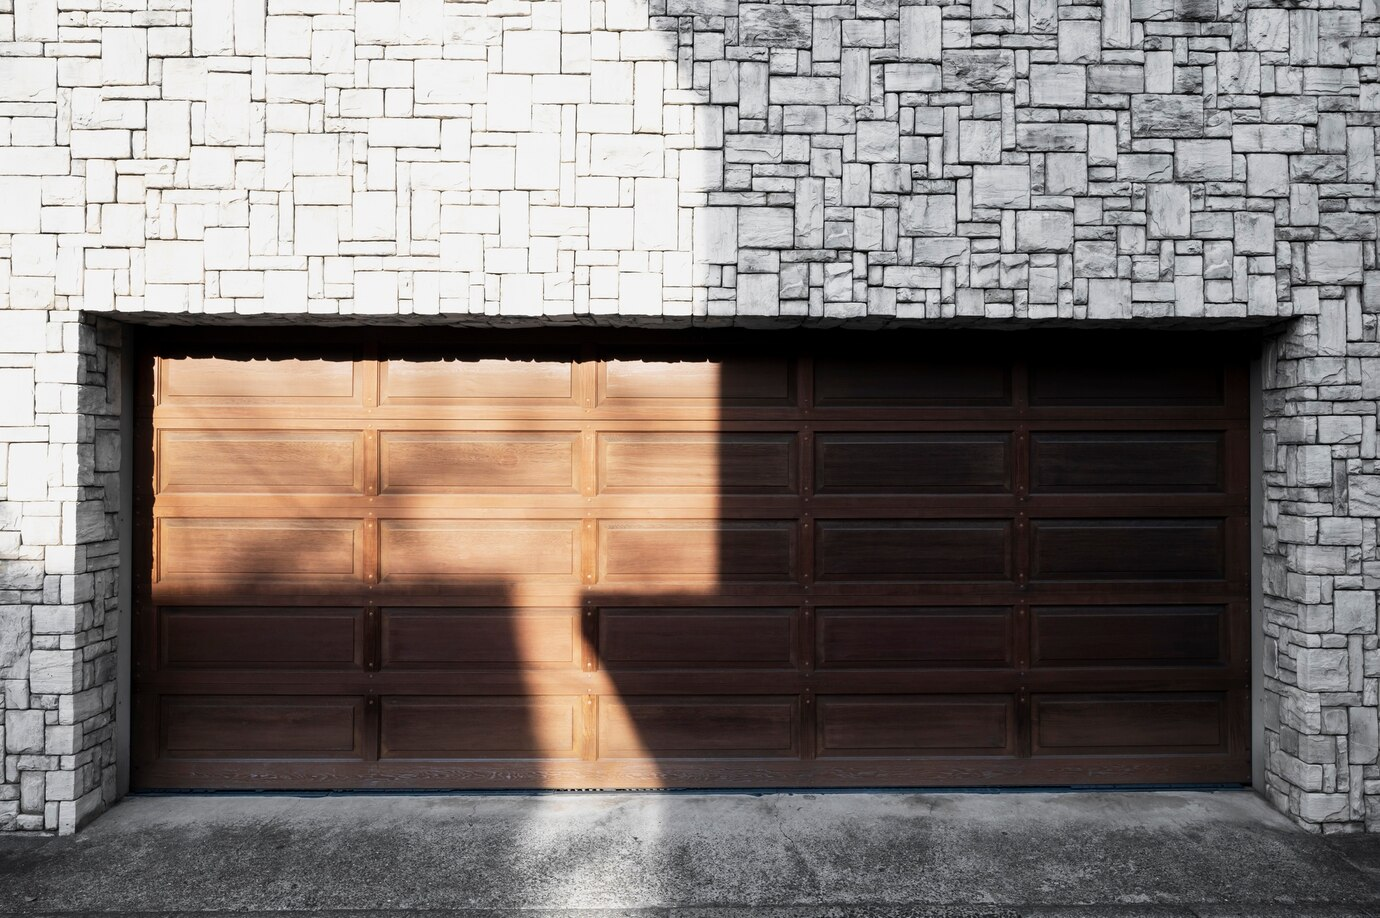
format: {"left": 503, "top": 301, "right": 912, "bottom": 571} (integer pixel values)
{"left": 0, "top": 0, "right": 1376, "bottom": 831}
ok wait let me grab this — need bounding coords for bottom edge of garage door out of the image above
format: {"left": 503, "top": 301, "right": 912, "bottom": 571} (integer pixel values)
{"left": 131, "top": 759, "right": 1251, "bottom": 791}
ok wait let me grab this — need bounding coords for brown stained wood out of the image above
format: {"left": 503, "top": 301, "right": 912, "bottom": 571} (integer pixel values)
{"left": 598, "top": 607, "right": 798, "bottom": 669}
{"left": 157, "top": 430, "right": 365, "bottom": 495}
{"left": 134, "top": 329, "right": 1254, "bottom": 790}
{"left": 159, "top": 696, "right": 364, "bottom": 758}
{"left": 599, "top": 520, "right": 798, "bottom": 583}
{"left": 816, "top": 695, "right": 1016, "bottom": 756}
{"left": 1031, "top": 693, "right": 1229, "bottom": 754}
{"left": 1030, "top": 519, "right": 1227, "bottom": 581}
{"left": 160, "top": 607, "right": 363, "bottom": 669}
{"left": 380, "top": 696, "right": 582, "bottom": 759}
{"left": 599, "top": 696, "right": 799, "bottom": 758}
{"left": 815, "top": 607, "right": 1013, "bottom": 668}
{"left": 378, "top": 520, "right": 581, "bottom": 582}
{"left": 1029, "top": 432, "right": 1226, "bottom": 494}
{"left": 1031, "top": 605, "right": 1227, "bottom": 668}
{"left": 598, "top": 432, "right": 798, "bottom": 494}
{"left": 814, "top": 520, "right": 1013, "bottom": 582}
{"left": 381, "top": 608, "right": 581, "bottom": 669}
{"left": 380, "top": 431, "right": 580, "bottom": 493}
{"left": 379, "top": 357, "right": 576, "bottom": 405}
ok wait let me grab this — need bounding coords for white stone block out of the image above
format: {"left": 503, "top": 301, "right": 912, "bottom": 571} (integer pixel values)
{"left": 15, "top": 0, "right": 58, "bottom": 41}
{"left": 146, "top": 101, "right": 191, "bottom": 159}
{"left": 900, "top": 6, "right": 941, "bottom": 62}
{"left": 356, "top": 2, "right": 400, "bottom": 43}
{"left": 367, "top": 119, "right": 440, "bottom": 148}
{"left": 516, "top": 134, "right": 561, "bottom": 192}
{"left": 415, "top": 60, "right": 487, "bottom": 104}
{"left": 694, "top": 207, "right": 737, "bottom": 263}
{"left": 0, "top": 313, "right": 47, "bottom": 354}
{"left": 0, "top": 59, "right": 57, "bottom": 103}
{"left": 354, "top": 272, "right": 399, "bottom": 314}
{"left": 295, "top": 206, "right": 340, "bottom": 255}
{"left": 590, "top": 208, "right": 633, "bottom": 250}
{"left": 205, "top": 73, "right": 253, "bottom": 146}
{"left": 352, "top": 192, "right": 396, "bottom": 241}
{"left": 1146, "top": 184, "right": 1191, "bottom": 238}
{"left": 632, "top": 178, "right": 678, "bottom": 250}
{"left": 399, "top": 0, "right": 442, "bottom": 44}
{"left": 145, "top": 241, "right": 204, "bottom": 284}
{"left": 311, "top": 31, "right": 355, "bottom": 74}
{"left": 470, "top": 147, "right": 516, "bottom": 191}
{"left": 0, "top": 370, "right": 35, "bottom": 427}
{"left": 506, "top": 31, "right": 562, "bottom": 74}
{"left": 6, "top": 442, "right": 48, "bottom": 500}
{"left": 101, "top": 204, "right": 145, "bottom": 247}
{"left": 101, "top": 28, "right": 147, "bottom": 86}
{"left": 192, "top": 0, "right": 236, "bottom": 55}
{"left": 11, "top": 235, "right": 56, "bottom": 278}
{"left": 590, "top": 135, "right": 664, "bottom": 177}
{"left": 204, "top": 228, "right": 250, "bottom": 271}
{"left": 487, "top": 75, "right": 533, "bottom": 132}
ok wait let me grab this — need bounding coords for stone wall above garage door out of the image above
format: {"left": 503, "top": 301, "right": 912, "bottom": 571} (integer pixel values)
{"left": 0, "top": 0, "right": 1376, "bottom": 833}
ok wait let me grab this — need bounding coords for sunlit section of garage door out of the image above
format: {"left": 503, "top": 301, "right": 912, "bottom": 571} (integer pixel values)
{"left": 133, "top": 330, "right": 1252, "bottom": 789}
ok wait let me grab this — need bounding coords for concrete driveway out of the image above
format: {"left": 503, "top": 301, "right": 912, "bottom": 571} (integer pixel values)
{"left": 1, "top": 790, "right": 1378, "bottom": 917}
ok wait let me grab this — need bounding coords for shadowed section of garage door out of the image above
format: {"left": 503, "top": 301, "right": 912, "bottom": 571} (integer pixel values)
{"left": 131, "top": 328, "right": 1252, "bottom": 790}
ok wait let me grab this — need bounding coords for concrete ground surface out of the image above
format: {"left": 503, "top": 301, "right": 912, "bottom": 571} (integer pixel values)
{"left": 0, "top": 790, "right": 1378, "bottom": 918}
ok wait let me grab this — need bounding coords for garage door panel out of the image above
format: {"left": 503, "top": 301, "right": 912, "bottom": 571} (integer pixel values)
{"left": 160, "top": 607, "right": 363, "bottom": 670}
{"left": 817, "top": 696, "right": 1016, "bottom": 757}
{"left": 815, "top": 520, "right": 1012, "bottom": 582}
{"left": 157, "top": 519, "right": 365, "bottom": 582}
{"left": 813, "top": 358, "right": 1011, "bottom": 407}
{"left": 159, "top": 356, "right": 362, "bottom": 406}
{"left": 1032, "top": 694, "right": 1230, "bottom": 755}
{"left": 1029, "top": 432, "right": 1226, "bottom": 494}
{"left": 379, "top": 358, "right": 577, "bottom": 406}
{"left": 137, "top": 332, "right": 1251, "bottom": 789}
{"left": 1029, "top": 362, "right": 1225, "bottom": 407}
{"left": 380, "top": 432, "right": 580, "bottom": 494}
{"left": 381, "top": 696, "right": 582, "bottom": 759}
{"left": 599, "top": 432, "right": 798, "bottom": 494}
{"left": 160, "top": 695, "right": 365, "bottom": 759}
{"left": 599, "top": 697, "right": 799, "bottom": 759}
{"left": 381, "top": 608, "right": 581, "bottom": 670}
{"left": 1032, "top": 605, "right": 1228, "bottom": 668}
{"left": 815, "top": 607, "right": 1014, "bottom": 669}
{"left": 1030, "top": 519, "right": 1226, "bottom": 581}
{"left": 380, "top": 520, "right": 581, "bottom": 583}
{"left": 814, "top": 433, "right": 1012, "bottom": 495}
{"left": 600, "top": 357, "right": 795, "bottom": 405}
{"left": 600, "top": 520, "right": 798, "bottom": 583}
{"left": 157, "top": 430, "right": 365, "bottom": 495}
{"left": 599, "top": 607, "right": 798, "bottom": 670}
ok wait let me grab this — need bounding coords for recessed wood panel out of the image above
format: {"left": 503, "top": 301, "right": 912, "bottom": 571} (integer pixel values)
{"left": 1033, "top": 606, "right": 1227, "bottom": 667}
{"left": 1031, "top": 519, "right": 1226, "bottom": 581}
{"left": 817, "top": 696, "right": 1016, "bottom": 756}
{"left": 380, "top": 696, "right": 581, "bottom": 758}
{"left": 815, "top": 520, "right": 1012, "bottom": 582}
{"left": 160, "top": 696, "right": 363, "bottom": 758}
{"left": 381, "top": 432, "right": 579, "bottom": 493}
{"left": 599, "top": 697, "right": 798, "bottom": 758}
{"left": 599, "top": 608, "right": 797, "bottom": 669}
{"left": 1030, "top": 432, "right": 1225, "bottom": 494}
{"left": 600, "top": 520, "right": 797, "bottom": 582}
{"left": 813, "top": 358, "right": 1010, "bottom": 406}
{"left": 600, "top": 357, "right": 794, "bottom": 404}
{"left": 1033, "top": 694, "right": 1229, "bottom": 754}
{"left": 381, "top": 609, "right": 580, "bottom": 669}
{"left": 157, "top": 430, "right": 364, "bottom": 495}
{"left": 157, "top": 519, "right": 363, "bottom": 581}
{"left": 159, "top": 357, "right": 358, "bottom": 404}
{"left": 599, "top": 433, "right": 798, "bottom": 494}
{"left": 815, "top": 433, "right": 1011, "bottom": 494}
{"left": 379, "top": 358, "right": 575, "bottom": 404}
{"left": 816, "top": 608, "right": 1013, "bottom": 668}
{"left": 380, "top": 520, "right": 580, "bottom": 582}
{"left": 1029, "top": 363, "right": 1224, "bottom": 406}
{"left": 160, "top": 607, "right": 361, "bottom": 669}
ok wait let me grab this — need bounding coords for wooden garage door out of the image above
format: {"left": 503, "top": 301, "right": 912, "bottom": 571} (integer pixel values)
{"left": 133, "top": 330, "right": 1251, "bottom": 789}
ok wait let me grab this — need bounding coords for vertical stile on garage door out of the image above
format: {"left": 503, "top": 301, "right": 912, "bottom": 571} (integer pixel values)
{"left": 131, "top": 329, "right": 1254, "bottom": 790}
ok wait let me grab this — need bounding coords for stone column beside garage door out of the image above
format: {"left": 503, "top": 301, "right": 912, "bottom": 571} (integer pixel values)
{"left": 0, "top": 0, "right": 1376, "bottom": 831}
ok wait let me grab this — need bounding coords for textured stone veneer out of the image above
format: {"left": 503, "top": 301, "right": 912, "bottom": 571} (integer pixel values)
{"left": 0, "top": 0, "right": 1377, "bottom": 832}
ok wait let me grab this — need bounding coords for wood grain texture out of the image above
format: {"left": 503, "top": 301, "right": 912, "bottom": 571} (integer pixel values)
{"left": 135, "top": 329, "right": 1253, "bottom": 789}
